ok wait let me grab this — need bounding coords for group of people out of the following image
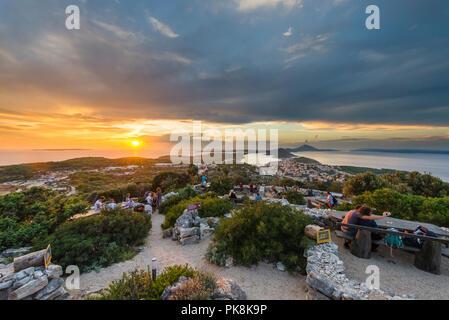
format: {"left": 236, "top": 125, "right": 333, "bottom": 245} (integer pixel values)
{"left": 145, "top": 187, "right": 163, "bottom": 214}
{"left": 341, "top": 205, "right": 389, "bottom": 250}
{"left": 93, "top": 188, "right": 164, "bottom": 215}
{"left": 94, "top": 196, "right": 118, "bottom": 213}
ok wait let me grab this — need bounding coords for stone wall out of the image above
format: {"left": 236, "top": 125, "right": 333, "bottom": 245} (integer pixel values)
{"left": 165, "top": 209, "right": 220, "bottom": 245}
{"left": 305, "top": 241, "right": 413, "bottom": 300}
{"left": 0, "top": 250, "right": 69, "bottom": 300}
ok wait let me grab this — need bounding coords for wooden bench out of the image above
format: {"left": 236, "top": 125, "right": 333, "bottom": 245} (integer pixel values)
{"left": 335, "top": 223, "right": 449, "bottom": 275}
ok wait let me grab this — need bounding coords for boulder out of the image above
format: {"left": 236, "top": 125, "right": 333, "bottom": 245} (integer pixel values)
{"left": 162, "top": 228, "right": 173, "bottom": 239}
{"left": 8, "top": 275, "right": 48, "bottom": 300}
{"left": 33, "top": 278, "right": 64, "bottom": 300}
{"left": 276, "top": 262, "right": 286, "bottom": 272}
{"left": 179, "top": 235, "right": 200, "bottom": 246}
{"left": 45, "top": 264, "right": 63, "bottom": 279}
{"left": 13, "top": 250, "right": 45, "bottom": 272}
{"left": 1, "top": 247, "right": 32, "bottom": 259}
{"left": 212, "top": 278, "right": 247, "bottom": 300}
{"left": 304, "top": 225, "right": 323, "bottom": 241}
{"left": 200, "top": 223, "right": 214, "bottom": 240}
{"left": 161, "top": 276, "right": 189, "bottom": 300}
{"left": 179, "top": 227, "right": 200, "bottom": 239}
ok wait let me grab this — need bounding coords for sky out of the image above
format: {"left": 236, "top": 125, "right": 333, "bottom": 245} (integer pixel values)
{"left": 0, "top": 0, "right": 448, "bottom": 155}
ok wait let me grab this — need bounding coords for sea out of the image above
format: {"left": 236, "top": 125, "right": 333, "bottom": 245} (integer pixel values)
{"left": 0, "top": 149, "right": 448, "bottom": 182}
{"left": 292, "top": 151, "right": 449, "bottom": 182}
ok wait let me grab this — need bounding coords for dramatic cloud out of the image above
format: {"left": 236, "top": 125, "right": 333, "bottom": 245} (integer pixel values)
{"left": 0, "top": 0, "right": 448, "bottom": 150}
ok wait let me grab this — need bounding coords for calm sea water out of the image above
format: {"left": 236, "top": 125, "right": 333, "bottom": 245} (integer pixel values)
{"left": 1, "top": 150, "right": 448, "bottom": 182}
{"left": 293, "top": 151, "right": 449, "bottom": 182}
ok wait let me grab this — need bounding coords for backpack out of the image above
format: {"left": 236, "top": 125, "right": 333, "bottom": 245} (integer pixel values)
{"left": 384, "top": 228, "right": 403, "bottom": 248}
{"left": 332, "top": 195, "right": 338, "bottom": 207}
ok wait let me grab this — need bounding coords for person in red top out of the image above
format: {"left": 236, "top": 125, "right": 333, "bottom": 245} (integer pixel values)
{"left": 249, "top": 184, "right": 254, "bottom": 193}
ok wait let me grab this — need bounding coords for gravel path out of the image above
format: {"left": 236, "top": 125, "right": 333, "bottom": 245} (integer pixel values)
{"left": 73, "top": 213, "right": 307, "bottom": 300}
{"left": 334, "top": 234, "right": 449, "bottom": 299}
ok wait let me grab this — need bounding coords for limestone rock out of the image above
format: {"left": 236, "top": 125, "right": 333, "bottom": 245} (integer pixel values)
{"left": 45, "top": 264, "right": 63, "bottom": 279}
{"left": 33, "top": 278, "right": 64, "bottom": 300}
{"left": 13, "top": 250, "right": 45, "bottom": 273}
{"left": 8, "top": 275, "right": 48, "bottom": 300}
{"left": 212, "top": 278, "right": 247, "bottom": 300}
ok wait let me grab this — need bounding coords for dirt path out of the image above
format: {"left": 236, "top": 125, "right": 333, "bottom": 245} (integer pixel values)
{"left": 74, "top": 213, "right": 307, "bottom": 300}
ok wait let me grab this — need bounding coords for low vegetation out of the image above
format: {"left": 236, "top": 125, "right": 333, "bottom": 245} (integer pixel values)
{"left": 343, "top": 171, "right": 449, "bottom": 198}
{"left": 351, "top": 188, "right": 449, "bottom": 228}
{"left": 91, "top": 264, "right": 215, "bottom": 300}
{"left": 0, "top": 187, "right": 88, "bottom": 252}
{"left": 284, "top": 190, "right": 306, "bottom": 205}
{"left": 162, "top": 194, "right": 232, "bottom": 229}
{"left": 34, "top": 208, "right": 152, "bottom": 272}
{"left": 207, "top": 202, "right": 312, "bottom": 272}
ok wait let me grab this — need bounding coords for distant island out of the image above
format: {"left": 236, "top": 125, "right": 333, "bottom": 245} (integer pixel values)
{"left": 353, "top": 148, "right": 449, "bottom": 155}
{"left": 282, "top": 144, "right": 338, "bottom": 153}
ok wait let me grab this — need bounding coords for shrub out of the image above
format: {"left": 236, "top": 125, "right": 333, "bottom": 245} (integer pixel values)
{"left": 207, "top": 202, "right": 312, "bottom": 272}
{"left": 159, "top": 195, "right": 185, "bottom": 215}
{"left": 34, "top": 208, "right": 152, "bottom": 272}
{"left": 209, "top": 177, "right": 233, "bottom": 195}
{"left": 342, "top": 172, "right": 388, "bottom": 197}
{"left": 92, "top": 264, "right": 199, "bottom": 300}
{"left": 335, "top": 202, "right": 355, "bottom": 211}
{"left": 284, "top": 191, "right": 305, "bottom": 205}
{"left": 162, "top": 194, "right": 232, "bottom": 229}
{"left": 152, "top": 172, "right": 190, "bottom": 191}
{"left": 0, "top": 187, "right": 88, "bottom": 252}
{"left": 352, "top": 188, "right": 449, "bottom": 227}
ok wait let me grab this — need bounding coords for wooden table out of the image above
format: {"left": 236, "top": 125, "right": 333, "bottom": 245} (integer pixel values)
{"left": 328, "top": 210, "right": 449, "bottom": 238}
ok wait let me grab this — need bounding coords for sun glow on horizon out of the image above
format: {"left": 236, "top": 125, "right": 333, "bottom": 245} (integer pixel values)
{"left": 131, "top": 140, "right": 141, "bottom": 147}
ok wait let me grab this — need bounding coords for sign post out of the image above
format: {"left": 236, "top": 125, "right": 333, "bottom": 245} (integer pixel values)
{"left": 44, "top": 244, "right": 52, "bottom": 268}
{"left": 317, "top": 229, "right": 331, "bottom": 244}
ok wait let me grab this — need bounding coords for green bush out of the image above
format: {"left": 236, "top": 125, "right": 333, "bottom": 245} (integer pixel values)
{"left": 159, "top": 195, "right": 185, "bottom": 215}
{"left": 34, "top": 208, "right": 152, "bottom": 272}
{"left": 92, "top": 264, "right": 198, "bottom": 300}
{"left": 152, "top": 172, "right": 190, "bottom": 191}
{"left": 284, "top": 191, "right": 305, "bottom": 205}
{"left": 207, "top": 202, "right": 312, "bottom": 272}
{"left": 335, "top": 202, "right": 355, "bottom": 211}
{"left": 342, "top": 172, "right": 388, "bottom": 197}
{"left": 0, "top": 187, "right": 88, "bottom": 252}
{"left": 209, "top": 177, "right": 233, "bottom": 195}
{"left": 162, "top": 194, "right": 232, "bottom": 229}
{"left": 353, "top": 188, "right": 449, "bottom": 227}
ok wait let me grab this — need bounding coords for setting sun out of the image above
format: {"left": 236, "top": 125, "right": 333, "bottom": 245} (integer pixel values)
{"left": 131, "top": 140, "right": 141, "bottom": 147}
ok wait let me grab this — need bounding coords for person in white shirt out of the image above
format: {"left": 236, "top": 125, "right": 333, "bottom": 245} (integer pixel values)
{"left": 107, "top": 199, "right": 117, "bottom": 210}
{"left": 94, "top": 196, "right": 105, "bottom": 213}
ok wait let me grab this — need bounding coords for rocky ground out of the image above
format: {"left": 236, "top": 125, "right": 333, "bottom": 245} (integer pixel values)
{"left": 71, "top": 212, "right": 308, "bottom": 300}
{"left": 334, "top": 233, "right": 449, "bottom": 300}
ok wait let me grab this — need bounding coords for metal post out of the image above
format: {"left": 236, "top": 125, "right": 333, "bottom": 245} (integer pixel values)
{"left": 152, "top": 257, "right": 157, "bottom": 281}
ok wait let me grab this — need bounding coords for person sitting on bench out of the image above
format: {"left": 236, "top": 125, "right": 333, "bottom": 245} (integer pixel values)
{"left": 345, "top": 206, "right": 389, "bottom": 251}
{"left": 341, "top": 205, "right": 362, "bottom": 248}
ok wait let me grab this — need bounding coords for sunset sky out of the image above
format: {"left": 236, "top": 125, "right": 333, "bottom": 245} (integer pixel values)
{"left": 0, "top": 0, "right": 448, "bottom": 155}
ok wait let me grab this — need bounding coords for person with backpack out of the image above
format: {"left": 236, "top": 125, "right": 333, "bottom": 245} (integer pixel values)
{"left": 151, "top": 193, "right": 159, "bottom": 214}
{"left": 326, "top": 191, "right": 338, "bottom": 208}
